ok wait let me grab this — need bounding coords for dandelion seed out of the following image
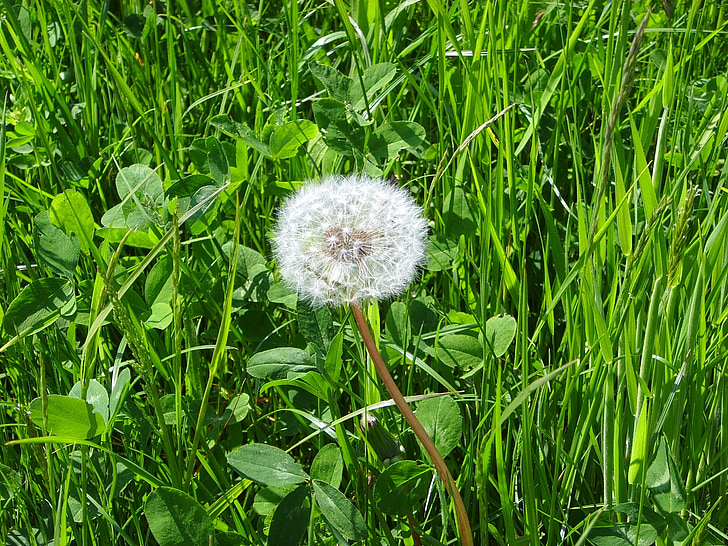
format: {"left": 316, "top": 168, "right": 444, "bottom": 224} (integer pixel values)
{"left": 272, "top": 174, "right": 428, "bottom": 307}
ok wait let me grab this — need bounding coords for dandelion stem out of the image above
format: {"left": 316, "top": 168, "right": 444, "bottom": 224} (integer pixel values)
{"left": 351, "top": 303, "right": 473, "bottom": 546}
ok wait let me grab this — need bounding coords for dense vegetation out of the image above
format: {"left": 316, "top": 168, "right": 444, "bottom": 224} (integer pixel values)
{"left": 1, "top": 0, "right": 727, "bottom": 544}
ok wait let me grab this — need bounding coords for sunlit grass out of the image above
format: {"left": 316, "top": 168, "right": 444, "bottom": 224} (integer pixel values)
{"left": 1, "top": 1, "right": 727, "bottom": 545}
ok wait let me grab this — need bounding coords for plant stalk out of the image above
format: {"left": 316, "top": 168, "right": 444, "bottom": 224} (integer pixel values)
{"left": 351, "top": 303, "right": 473, "bottom": 546}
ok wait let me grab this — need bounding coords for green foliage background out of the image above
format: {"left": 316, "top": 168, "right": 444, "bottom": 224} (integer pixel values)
{"left": 1, "top": 0, "right": 727, "bottom": 544}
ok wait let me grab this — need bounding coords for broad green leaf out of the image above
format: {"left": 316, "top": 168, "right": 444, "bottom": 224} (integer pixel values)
{"left": 646, "top": 438, "right": 687, "bottom": 514}
{"left": 309, "top": 63, "right": 351, "bottom": 102}
{"left": 28, "top": 395, "right": 105, "bottom": 440}
{"left": 123, "top": 13, "right": 145, "bottom": 38}
{"left": 187, "top": 184, "right": 220, "bottom": 225}
{"left": 69, "top": 379, "right": 110, "bottom": 423}
{"left": 448, "top": 310, "right": 475, "bottom": 324}
{"left": 145, "top": 487, "right": 214, "bottom": 546}
{"left": 145, "top": 302, "right": 173, "bottom": 329}
{"left": 247, "top": 347, "right": 316, "bottom": 379}
{"left": 433, "top": 334, "right": 482, "bottom": 369}
{"left": 373, "top": 460, "right": 433, "bottom": 515}
{"left": 665, "top": 513, "right": 689, "bottom": 542}
{"left": 145, "top": 256, "right": 174, "bottom": 308}
{"left": 349, "top": 62, "right": 397, "bottom": 111}
{"left": 2, "top": 278, "right": 75, "bottom": 337}
{"left": 68, "top": 489, "right": 100, "bottom": 522}
{"left": 12, "top": 120, "right": 34, "bottom": 136}
{"left": 49, "top": 190, "right": 95, "bottom": 253}
{"left": 312, "top": 480, "right": 367, "bottom": 541}
{"left": 100, "top": 203, "right": 126, "bottom": 228}
{"left": 114, "top": 165, "right": 165, "bottom": 230}
{"left": 324, "top": 332, "right": 344, "bottom": 383}
{"left": 188, "top": 139, "right": 211, "bottom": 176}
{"left": 443, "top": 185, "right": 476, "bottom": 237}
{"left": 253, "top": 485, "right": 298, "bottom": 516}
{"left": 368, "top": 121, "right": 425, "bottom": 161}
{"left": 236, "top": 311, "right": 276, "bottom": 346}
{"left": 227, "top": 444, "right": 309, "bottom": 486}
{"left": 221, "top": 242, "right": 267, "bottom": 278}
{"left": 484, "top": 314, "right": 517, "bottom": 358}
{"left": 159, "top": 394, "right": 179, "bottom": 426}
{"left": 190, "top": 137, "right": 229, "bottom": 186}
{"left": 6, "top": 122, "right": 34, "bottom": 147}
{"left": 6, "top": 528, "right": 49, "bottom": 546}
{"left": 222, "top": 393, "right": 250, "bottom": 423}
{"left": 269, "top": 120, "right": 318, "bottom": 159}
{"left": 165, "top": 174, "right": 216, "bottom": 198}
{"left": 313, "top": 98, "right": 363, "bottom": 155}
{"left": 416, "top": 395, "right": 461, "bottom": 457}
{"left": 268, "top": 485, "right": 310, "bottom": 546}
{"left": 426, "top": 235, "right": 458, "bottom": 272}
{"left": 385, "top": 301, "right": 410, "bottom": 348}
{"left": 297, "top": 301, "right": 334, "bottom": 353}
{"left": 209, "top": 115, "right": 272, "bottom": 158}
{"left": 297, "top": 371, "right": 329, "bottom": 401}
{"left": 609, "top": 502, "right": 664, "bottom": 523}
{"left": 409, "top": 297, "right": 439, "bottom": 334}
{"left": 310, "top": 444, "right": 343, "bottom": 489}
{"left": 115, "top": 164, "right": 164, "bottom": 204}
{"left": 96, "top": 227, "right": 157, "bottom": 248}
{"left": 33, "top": 210, "right": 79, "bottom": 278}
{"left": 206, "top": 136, "right": 229, "bottom": 185}
{"left": 238, "top": 265, "right": 273, "bottom": 303}
{"left": 590, "top": 523, "right": 661, "bottom": 546}
{"left": 266, "top": 282, "right": 298, "bottom": 308}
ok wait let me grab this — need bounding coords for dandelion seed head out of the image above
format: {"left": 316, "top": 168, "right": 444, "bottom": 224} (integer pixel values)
{"left": 272, "top": 174, "right": 428, "bottom": 307}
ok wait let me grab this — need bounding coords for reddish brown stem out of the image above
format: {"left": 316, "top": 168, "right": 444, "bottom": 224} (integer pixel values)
{"left": 351, "top": 303, "right": 473, "bottom": 546}
{"left": 406, "top": 510, "right": 423, "bottom": 546}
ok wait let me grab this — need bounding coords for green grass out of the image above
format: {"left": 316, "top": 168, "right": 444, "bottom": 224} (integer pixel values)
{"left": 1, "top": 0, "right": 728, "bottom": 545}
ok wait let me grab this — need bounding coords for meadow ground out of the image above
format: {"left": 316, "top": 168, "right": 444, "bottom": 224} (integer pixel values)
{"left": 1, "top": 1, "right": 727, "bottom": 545}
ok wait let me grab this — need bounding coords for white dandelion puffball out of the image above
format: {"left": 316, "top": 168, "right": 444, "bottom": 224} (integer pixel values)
{"left": 273, "top": 174, "right": 428, "bottom": 307}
